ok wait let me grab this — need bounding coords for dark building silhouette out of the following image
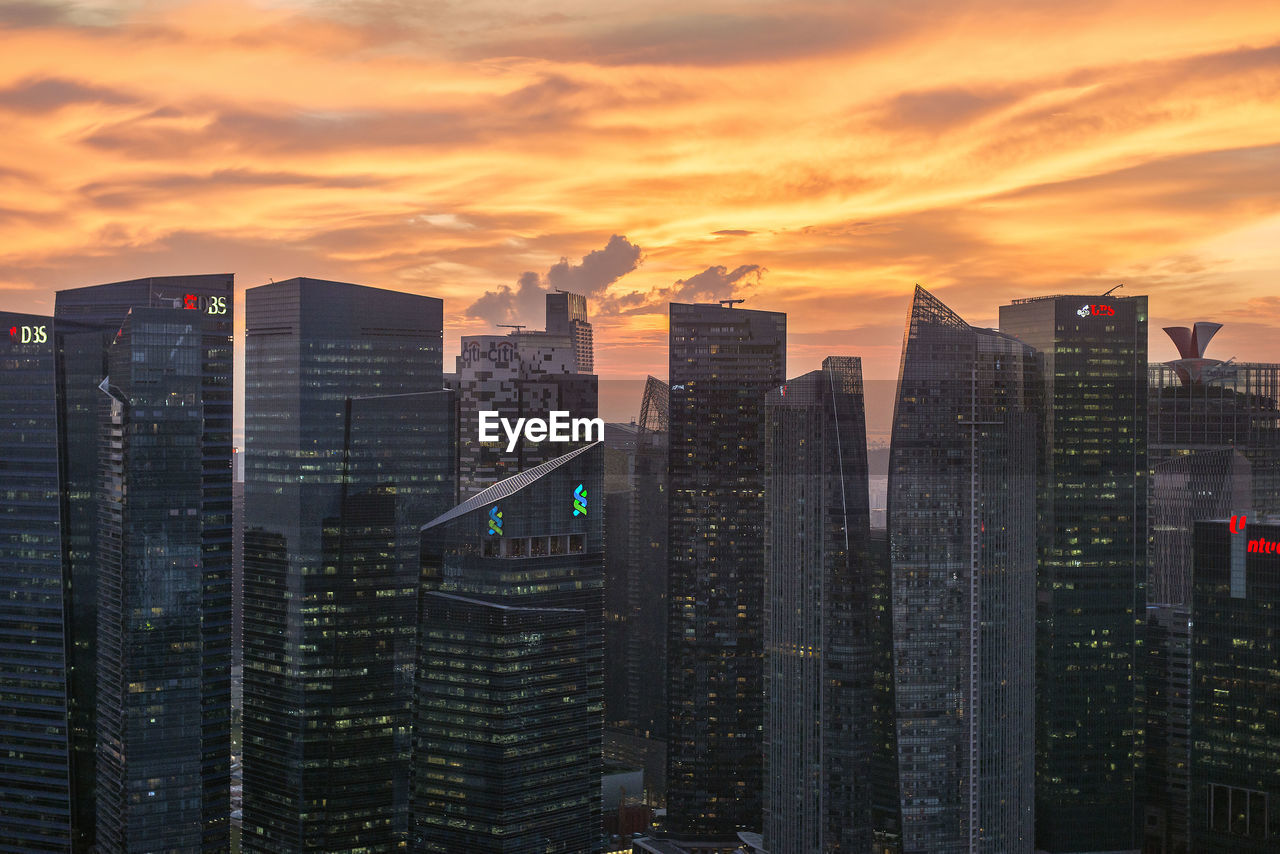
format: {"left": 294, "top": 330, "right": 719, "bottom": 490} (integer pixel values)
{"left": 53, "top": 275, "right": 234, "bottom": 853}
{"left": 666, "top": 301, "right": 785, "bottom": 841}
{"left": 1000, "top": 292, "right": 1148, "bottom": 854}
{"left": 1189, "top": 517, "right": 1280, "bottom": 852}
{"left": 868, "top": 527, "right": 901, "bottom": 854}
{"left": 763, "top": 356, "right": 873, "bottom": 853}
{"left": 0, "top": 311, "right": 70, "bottom": 852}
{"left": 412, "top": 443, "right": 603, "bottom": 854}
{"left": 242, "top": 278, "right": 452, "bottom": 853}
{"left": 1144, "top": 602, "right": 1192, "bottom": 854}
{"left": 889, "top": 286, "right": 1037, "bottom": 853}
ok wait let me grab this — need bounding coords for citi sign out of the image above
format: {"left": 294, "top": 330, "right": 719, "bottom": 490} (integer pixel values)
{"left": 8, "top": 325, "right": 47, "bottom": 343}
{"left": 477, "top": 411, "right": 604, "bottom": 453}
{"left": 1077, "top": 303, "right": 1115, "bottom": 317}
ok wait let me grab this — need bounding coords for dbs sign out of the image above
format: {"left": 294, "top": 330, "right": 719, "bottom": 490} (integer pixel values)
{"left": 8, "top": 324, "right": 47, "bottom": 343}
{"left": 1077, "top": 303, "right": 1115, "bottom": 318}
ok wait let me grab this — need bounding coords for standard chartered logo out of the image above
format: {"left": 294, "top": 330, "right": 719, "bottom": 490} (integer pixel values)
{"left": 488, "top": 506, "right": 503, "bottom": 535}
{"left": 573, "top": 484, "right": 588, "bottom": 516}
{"left": 477, "top": 410, "right": 604, "bottom": 452}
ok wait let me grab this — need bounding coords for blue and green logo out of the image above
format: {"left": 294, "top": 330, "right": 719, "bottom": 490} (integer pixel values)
{"left": 573, "top": 484, "right": 588, "bottom": 516}
{"left": 488, "top": 506, "right": 503, "bottom": 535}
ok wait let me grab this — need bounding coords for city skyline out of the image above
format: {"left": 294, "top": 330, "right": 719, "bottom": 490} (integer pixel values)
{"left": 2, "top": 1, "right": 1280, "bottom": 395}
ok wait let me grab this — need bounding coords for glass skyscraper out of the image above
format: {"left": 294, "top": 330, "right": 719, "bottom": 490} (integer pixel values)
{"left": 763, "top": 356, "right": 873, "bottom": 854}
{"left": 1000, "top": 292, "right": 1148, "bottom": 854}
{"left": 412, "top": 443, "right": 603, "bottom": 854}
{"left": 888, "top": 286, "right": 1037, "bottom": 853}
{"left": 242, "top": 278, "right": 452, "bottom": 853}
{"left": 666, "top": 301, "right": 785, "bottom": 841}
{"left": 53, "top": 274, "right": 234, "bottom": 853}
{"left": 0, "top": 311, "right": 70, "bottom": 852}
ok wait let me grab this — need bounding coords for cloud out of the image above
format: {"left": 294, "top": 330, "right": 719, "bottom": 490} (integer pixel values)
{"left": 465, "top": 234, "right": 643, "bottom": 325}
{"left": 0, "top": 77, "right": 137, "bottom": 112}
{"left": 713, "top": 229, "right": 754, "bottom": 236}
{"left": 599, "top": 262, "right": 765, "bottom": 316}
{"left": 0, "top": 1, "right": 69, "bottom": 28}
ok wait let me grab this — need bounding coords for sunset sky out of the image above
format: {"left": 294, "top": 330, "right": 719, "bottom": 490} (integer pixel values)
{"left": 3, "top": 0, "right": 1279, "bottom": 431}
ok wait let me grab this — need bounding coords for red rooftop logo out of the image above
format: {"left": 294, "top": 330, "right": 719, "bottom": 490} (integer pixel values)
{"left": 1076, "top": 303, "right": 1115, "bottom": 318}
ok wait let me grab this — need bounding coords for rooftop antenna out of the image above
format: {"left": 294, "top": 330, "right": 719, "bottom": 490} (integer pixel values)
{"left": 497, "top": 324, "right": 526, "bottom": 333}
{"left": 1101, "top": 283, "right": 1124, "bottom": 297}
{"left": 719, "top": 298, "right": 745, "bottom": 308}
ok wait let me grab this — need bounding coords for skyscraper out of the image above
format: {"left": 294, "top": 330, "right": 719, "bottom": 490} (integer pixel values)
{"left": 889, "top": 286, "right": 1037, "bottom": 853}
{"left": 546, "top": 290, "right": 594, "bottom": 373}
{"left": 1000, "top": 292, "right": 1148, "bottom": 854}
{"left": 53, "top": 274, "right": 234, "bottom": 853}
{"left": 412, "top": 443, "right": 603, "bottom": 854}
{"left": 1189, "top": 517, "right": 1280, "bottom": 853}
{"left": 242, "top": 278, "right": 452, "bottom": 853}
{"left": 763, "top": 356, "right": 873, "bottom": 853}
{"left": 666, "top": 301, "right": 785, "bottom": 841}
{"left": 0, "top": 311, "right": 70, "bottom": 853}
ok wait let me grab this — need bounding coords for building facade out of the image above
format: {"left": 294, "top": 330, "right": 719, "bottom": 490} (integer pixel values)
{"left": 763, "top": 357, "right": 873, "bottom": 853}
{"left": 666, "top": 302, "right": 786, "bottom": 840}
{"left": 242, "top": 278, "right": 452, "bottom": 853}
{"left": 412, "top": 443, "right": 603, "bottom": 854}
{"left": 546, "top": 290, "right": 594, "bottom": 374}
{"left": 1000, "top": 292, "right": 1148, "bottom": 854}
{"left": 889, "top": 286, "right": 1037, "bottom": 853}
{"left": 1189, "top": 518, "right": 1280, "bottom": 852}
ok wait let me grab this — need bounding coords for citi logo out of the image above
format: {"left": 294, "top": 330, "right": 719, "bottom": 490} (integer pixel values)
{"left": 1230, "top": 514, "right": 1247, "bottom": 534}
{"left": 573, "top": 484, "right": 588, "bottom": 516}
{"left": 1077, "top": 303, "right": 1116, "bottom": 318}
{"left": 488, "top": 506, "right": 503, "bottom": 536}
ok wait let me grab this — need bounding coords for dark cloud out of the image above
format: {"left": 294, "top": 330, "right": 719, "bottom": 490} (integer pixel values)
{"left": 466, "top": 235, "right": 643, "bottom": 326}
{"left": 713, "top": 229, "right": 754, "bottom": 236}
{"left": 0, "top": 1, "right": 69, "bottom": 27}
{"left": 599, "top": 263, "right": 765, "bottom": 316}
{"left": 881, "top": 86, "right": 1022, "bottom": 131}
{"left": 79, "top": 168, "right": 391, "bottom": 208}
{"left": 0, "top": 77, "right": 136, "bottom": 113}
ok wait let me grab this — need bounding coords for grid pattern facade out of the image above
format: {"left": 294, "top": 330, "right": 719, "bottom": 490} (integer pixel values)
{"left": 888, "top": 286, "right": 1037, "bottom": 854}
{"left": 0, "top": 311, "right": 71, "bottom": 852}
{"left": 666, "top": 302, "right": 785, "bottom": 839}
{"left": 1189, "top": 520, "right": 1280, "bottom": 853}
{"left": 546, "top": 291, "right": 594, "bottom": 374}
{"left": 763, "top": 357, "right": 873, "bottom": 854}
{"left": 242, "top": 278, "right": 451, "bottom": 853}
{"left": 999, "top": 294, "right": 1148, "bottom": 854}
{"left": 412, "top": 444, "right": 603, "bottom": 854}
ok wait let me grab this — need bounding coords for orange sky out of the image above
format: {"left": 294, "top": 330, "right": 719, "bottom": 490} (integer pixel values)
{"left": 3, "top": 0, "right": 1279, "bottom": 429}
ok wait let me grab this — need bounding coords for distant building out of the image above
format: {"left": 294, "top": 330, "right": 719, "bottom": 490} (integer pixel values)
{"left": 242, "top": 278, "right": 453, "bottom": 853}
{"left": 1144, "top": 603, "right": 1192, "bottom": 854}
{"left": 890, "top": 286, "right": 1037, "bottom": 852}
{"left": 412, "top": 443, "right": 603, "bottom": 854}
{"left": 546, "top": 290, "right": 594, "bottom": 374}
{"left": 1000, "top": 291, "right": 1148, "bottom": 854}
{"left": 666, "top": 302, "right": 785, "bottom": 841}
{"left": 1190, "top": 517, "right": 1280, "bottom": 852}
{"left": 763, "top": 357, "right": 873, "bottom": 853}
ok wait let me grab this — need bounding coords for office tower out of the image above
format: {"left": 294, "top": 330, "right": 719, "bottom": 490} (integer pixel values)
{"left": 242, "top": 278, "right": 452, "bottom": 853}
{"left": 868, "top": 528, "right": 902, "bottom": 854}
{"left": 1189, "top": 517, "right": 1280, "bottom": 853}
{"left": 412, "top": 443, "right": 603, "bottom": 854}
{"left": 603, "top": 425, "right": 634, "bottom": 730}
{"left": 546, "top": 290, "right": 594, "bottom": 373}
{"left": 451, "top": 325, "right": 597, "bottom": 499}
{"left": 666, "top": 301, "right": 785, "bottom": 841}
{"left": 1143, "top": 603, "right": 1191, "bottom": 854}
{"left": 50, "top": 275, "right": 235, "bottom": 852}
{"left": 629, "top": 377, "right": 669, "bottom": 744}
{"left": 888, "top": 286, "right": 1037, "bottom": 853}
{"left": 0, "top": 312, "right": 71, "bottom": 852}
{"left": 763, "top": 357, "right": 873, "bottom": 854}
{"left": 1000, "top": 291, "right": 1148, "bottom": 853}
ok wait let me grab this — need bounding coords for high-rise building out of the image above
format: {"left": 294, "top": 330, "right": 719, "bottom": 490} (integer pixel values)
{"left": 1189, "top": 517, "right": 1280, "bottom": 853}
{"left": 628, "top": 377, "right": 669, "bottom": 744}
{"left": 51, "top": 275, "right": 234, "bottom": 852}
{"left": 242, "top": 278, "right": 452, "bottom": 853}
{"left": 451, "top": 327, "right": 596, "bottom": 499}
{"left": 0, "top": 311, "right": 71, "bottom": 853}
{"left": 546, "top": 290, "right": 594, "bottom": 373}
{"left": 763, "top": 357, "right": 873, "bottom": 854}
{"left": 666, "top": 301, "right": 785, "bottom": 841}
{"left": 889, "top": 286, "right": 1037, "bottom": 853}
{"left": 1143, "top": 603, "right": 1191, "bottom": 854}
{"left": 411, "top": 443, "right": 603, "bottom": 854}
{"left": 1000, "top": 291, "right": 1148, "bottom": 853}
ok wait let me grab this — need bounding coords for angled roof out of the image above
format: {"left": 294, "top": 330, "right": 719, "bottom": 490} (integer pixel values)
{"left": 421, "top": 441, "right": 599, "bottom": 532}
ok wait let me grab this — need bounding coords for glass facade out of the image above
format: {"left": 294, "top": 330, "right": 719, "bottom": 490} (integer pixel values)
{"left": 1000, "top": 293, "right": 1148, "bottom": 854}
{"left": 242, "top": 278, "right": 451, "bottom": 853}
{"left": 763, "top": 357, "right": 873, "bottom": 854}
{"left": 889, "top": 286, "right": 1037, "bottom": 853}
{"left": 1189, "top": 519, "right": 1280, "bottom": 853}
{"left": 0, "top": 311, "right": 71, "bottom": 852}
{"left": 666, "top": 302, "right": 785, "bottom": 840}
{"left": 412, "top": 443, "right": 603, "bottom": 854}
{"left": 53, "top": 275, "right": 234, "bottom": 853}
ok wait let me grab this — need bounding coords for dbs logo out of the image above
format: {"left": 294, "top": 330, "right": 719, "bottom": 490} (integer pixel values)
{"left": 1076, "top": 304, "right": 1115, "bottom": 318}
